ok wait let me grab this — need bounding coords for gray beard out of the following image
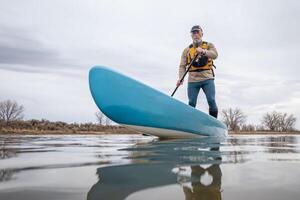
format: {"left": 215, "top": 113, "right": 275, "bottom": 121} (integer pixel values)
{"left": 193, "top": 39, "right": 202, "bottom": 47}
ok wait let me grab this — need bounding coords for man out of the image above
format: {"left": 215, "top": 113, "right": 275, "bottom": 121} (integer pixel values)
{"left": 177, "top": 25, "right": 219, "bottom": 118}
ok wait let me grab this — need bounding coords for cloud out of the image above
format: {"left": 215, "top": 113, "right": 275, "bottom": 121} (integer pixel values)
{"left": 0, "top": 26, "right": 54, "bottom": 65}
{"left": 0, "top": 25, "right": 85, "bottom": 74}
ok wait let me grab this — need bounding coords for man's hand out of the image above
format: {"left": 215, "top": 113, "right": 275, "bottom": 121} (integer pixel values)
{"left": 196, "top": 47, "right": 206, "bottom": 55}
{"left": 176, "top": 79, "right": 183, "bottom": 87}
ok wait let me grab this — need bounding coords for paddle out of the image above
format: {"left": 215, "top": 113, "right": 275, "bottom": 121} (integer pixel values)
{"left": 171, "top": 54, "right": 199, "bottom": 97}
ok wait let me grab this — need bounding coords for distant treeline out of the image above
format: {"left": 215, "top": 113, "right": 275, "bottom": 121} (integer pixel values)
{"left": 221, "top": 108, "right": 297, "bottom": 132}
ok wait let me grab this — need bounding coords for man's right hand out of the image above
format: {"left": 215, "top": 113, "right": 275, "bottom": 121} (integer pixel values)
{"left": 176, "top": 79, "right": 183, "bottom": 87}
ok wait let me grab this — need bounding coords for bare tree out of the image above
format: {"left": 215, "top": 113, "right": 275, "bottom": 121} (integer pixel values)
{"left": 95, "top": 111, "right": 113, "bottom": 126}
{"left": 261, "top": 111, "right": 296, "bottom": 131}
{"left": 95, "top": 111, "right": 105, "bottom": 125}
{"left": 0, "top": 100, "right": 24, "bottom": 125}
{"left": 221, "top": 108, "right": 247, "bottom": 131}
{"left": 261, "top": 111, "right": 281, "bottom": 131}
{"left": 279, "top": 113, "right": 296, "bottom": 131}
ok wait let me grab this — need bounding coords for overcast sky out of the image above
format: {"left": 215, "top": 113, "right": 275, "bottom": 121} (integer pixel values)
{"left": 1, "top": 0, "right": 300, "bottom": 129}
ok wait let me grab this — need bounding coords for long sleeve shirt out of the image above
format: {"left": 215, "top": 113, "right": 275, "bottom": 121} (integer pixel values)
{"left": 179, "top": 41, "right": 218, "bottom": 82}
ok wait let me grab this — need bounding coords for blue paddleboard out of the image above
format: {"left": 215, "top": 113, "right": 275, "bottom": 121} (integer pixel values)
{"left": 89, "top": 66, "right": 227, "bottom": 138}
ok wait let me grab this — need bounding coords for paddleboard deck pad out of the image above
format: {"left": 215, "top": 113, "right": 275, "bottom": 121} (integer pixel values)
{"left": 89, "top": 66, "right": 228, "bottom": 138}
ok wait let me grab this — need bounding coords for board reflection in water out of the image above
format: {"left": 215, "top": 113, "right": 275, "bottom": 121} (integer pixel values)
{"left": 87, "top": 136, "right": 224, "bottom": 200}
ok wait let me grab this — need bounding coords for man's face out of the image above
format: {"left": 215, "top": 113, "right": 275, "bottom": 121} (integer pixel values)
{"left": 191, "top": 30, "right": 202, "bottom": 41}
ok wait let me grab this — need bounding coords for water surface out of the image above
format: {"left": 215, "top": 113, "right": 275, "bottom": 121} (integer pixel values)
{"left": 0, "top": 134, "right": 300, "bottom": 200}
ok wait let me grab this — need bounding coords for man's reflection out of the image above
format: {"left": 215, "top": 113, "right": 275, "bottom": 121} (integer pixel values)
{"left": 87, "top": 138, "right": 224, "bottom": 200}
{"left": 178, "top": 146, "right": 222, "bottom": 200}
{"left": 181, "top": 164, "right": 222, "bottom": 200}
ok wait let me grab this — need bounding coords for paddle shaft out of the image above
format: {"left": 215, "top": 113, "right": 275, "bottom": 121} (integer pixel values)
{"left": 171, "top": 54, "right": 199, "bottom": 97}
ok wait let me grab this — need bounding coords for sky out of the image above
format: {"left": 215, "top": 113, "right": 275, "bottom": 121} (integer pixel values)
{"left": 0, "top": 0, "right": 300, "bottom": 129}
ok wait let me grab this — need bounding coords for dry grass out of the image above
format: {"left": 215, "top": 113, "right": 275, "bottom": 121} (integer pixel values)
{"left": 0, "top": 126, "right": 140, "bottom": 135}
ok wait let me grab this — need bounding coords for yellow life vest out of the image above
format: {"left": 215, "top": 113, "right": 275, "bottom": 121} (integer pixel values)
{"left": 187, "top": 41, "right": 214, "bottom": 72}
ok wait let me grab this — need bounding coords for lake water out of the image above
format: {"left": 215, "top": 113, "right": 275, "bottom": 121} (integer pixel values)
{"left": 0, "top": 134, "right": 300, "bottom": 200}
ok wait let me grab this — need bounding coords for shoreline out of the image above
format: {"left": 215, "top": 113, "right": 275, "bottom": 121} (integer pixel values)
{"left": 0, "top": 127, "right": 299, "bottom": 135}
